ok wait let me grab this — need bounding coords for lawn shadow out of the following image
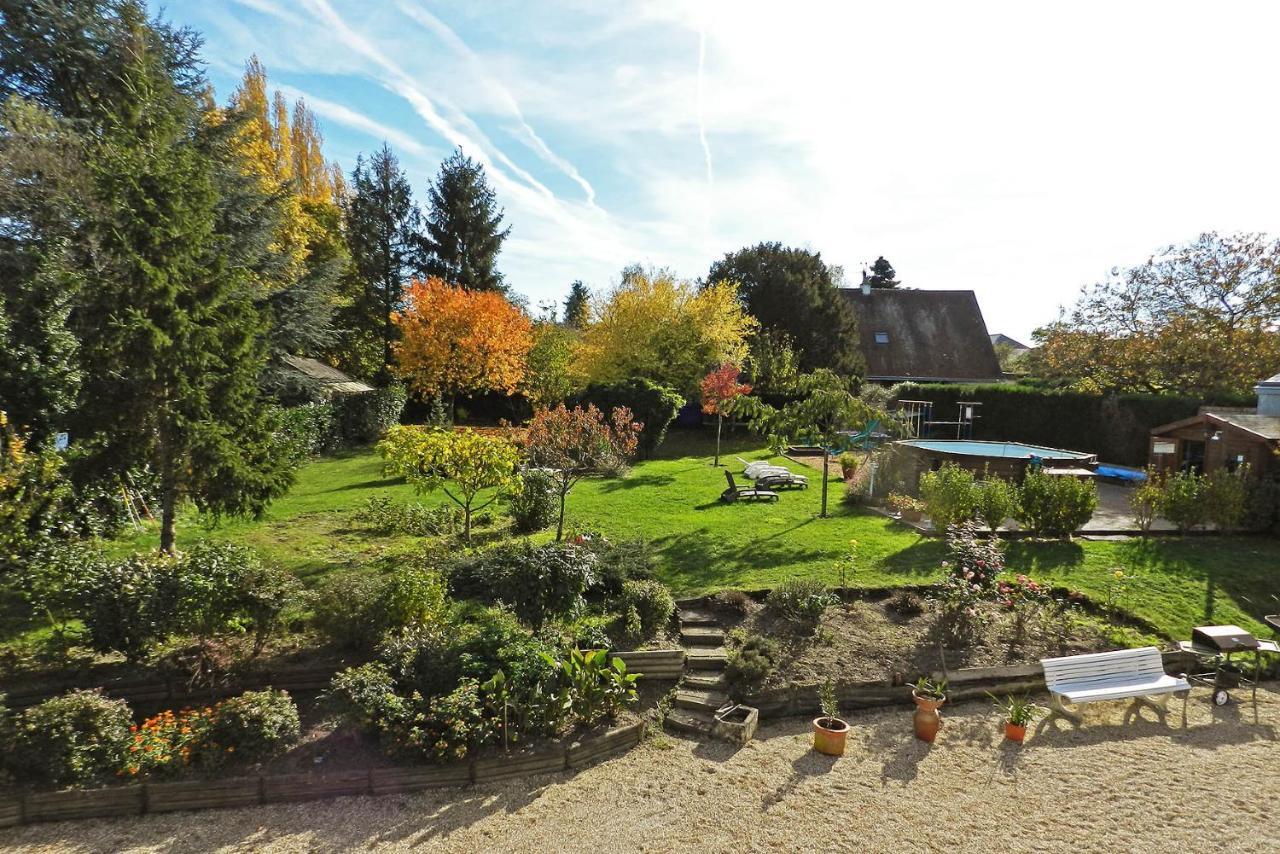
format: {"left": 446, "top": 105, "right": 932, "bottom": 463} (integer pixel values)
{"left": 327, "top": 476, "right": 404, "bottom": 492}
{"left": 595, "top": 472, "right": 678, "bottom": 493}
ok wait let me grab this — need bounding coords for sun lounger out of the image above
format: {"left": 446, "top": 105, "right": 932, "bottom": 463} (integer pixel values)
{"left": 720, "top": 470, "right": 778, "bottom": 503}
{"left": 755, "top": 471, "right": 808, "bottom": 490}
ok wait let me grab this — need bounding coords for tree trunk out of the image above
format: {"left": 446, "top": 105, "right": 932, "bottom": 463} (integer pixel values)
{"left": 160, "top": 487, "right": 178, "bottom": 555}
{"left": 820, "top": 449, "right": 830, "bottom": 518}
{"left": 555, "top": 485, "right": 569, "bottom": 541}
{"left": 463, "top": 504, "right": 472, "bottom": 543}
{"left": 714, "top": 416, "right": 722, "bottom": 467}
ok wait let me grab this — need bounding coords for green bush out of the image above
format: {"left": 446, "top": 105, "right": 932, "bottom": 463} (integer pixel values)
{"left": 574, "top": 378, "right": 683, "bottom": 458}
{"left": 1158, "top": 470, "right": 1207, "bottom": 533}
{"left": 974, "top": 475, "right": 1018, "bottom": 531}
{"left": 1130, "top": 469, "right": 1164, "bottom": 534}
{"left": 765, "top": 577, "right": 837, "bottom": 629}
{"left": 1203, "top": 468, "right": 1249, "bottom": 531}
{"left": 586, "top": 536, "right": 656, "bottom": 597}
{"left": 312, "top": 563, "right": 448, "bottom": 651}
{"left": 1015, "top": 469, "right": 1098, "bottom": 537}
{"left": 508, "top": 468, "right": 558, "bottom": 533}
{"left": 275, "top": 402, "right": 339, "bottom": 466}
{"left": 944, "top": 522, "right": 1005, "bottom": 589}
{"left": 545, "top": 647, "right": 638, "bottom": 726}
{"left": 618, "top": 579, "right": 675, "bottom": 643}
{"left": 446, "top": 541, "right": 598, "bottom": 631}
{"left": 726, "top": 632, "right": 777, "bottom": 688}
{"left": 76, "top": 552, "right": 183, "bottom": 663}
{"left": 335, "top": 384, "right": 407, "bottom": 445}
{"left": 918, "top": 464, "right": 978, "bottom": 528}
{"left": 2, "top": 689, "right": 131, "bottom": 786}
{"left": 19, "top": 538, "right": 103, "bottom": 641}
{"left": 566, "top": 614, "right": 614, "bottom": 650}
{"left": 355, "top": 495, "right": 461, "bottom": 537}
{"left": 325, "top": 663, "right": 404, "bottom": 734}
{"left": 178, "top": 542, "right": 301, "bottom": 653}
{"left": 202, "top": 689, "right": 300, "bottom": 767}
{"left": 381, "top": 562, "right": 448, "bottom": 630}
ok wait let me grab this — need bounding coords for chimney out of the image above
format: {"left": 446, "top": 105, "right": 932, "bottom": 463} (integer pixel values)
{"left": 860, "top": 269, "right": 871, "bottom": 296}
{"left": 1255, "top": 373, "right": 1280, "bottom": 416}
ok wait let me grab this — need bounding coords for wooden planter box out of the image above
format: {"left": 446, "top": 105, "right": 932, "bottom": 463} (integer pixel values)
{"left": 262, "top": 770, "right": 371, "bottom": 804}
{"left": 473, "top": 748, "right": 566, "bottom": 783}
{"left": 567, "top": 722, "right": 643, "bottom": 769}
{"left": 24, "top": 785, "right": 144, "bottom": 824}
{"left": 146, "top": 776, "right": 262, "bottom": 814}
{"left": 0, "top": 798, "right": 22, "bottom": 828}
{"left": 369, "top": 763, "right": 472, "bottom": 796}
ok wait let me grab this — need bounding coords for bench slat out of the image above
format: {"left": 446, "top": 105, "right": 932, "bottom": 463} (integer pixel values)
{"left": 1041, "top": 647, "right": 1183, "bottom": 702}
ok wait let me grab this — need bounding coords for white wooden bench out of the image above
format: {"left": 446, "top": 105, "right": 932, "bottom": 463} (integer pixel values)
{"left": 1040, "top": 647, "right": 1190, "bottom": 723}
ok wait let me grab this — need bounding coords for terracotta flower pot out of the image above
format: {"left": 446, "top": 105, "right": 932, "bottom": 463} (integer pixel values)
{"left": 902, "top": 509, "right": 923, "bottom": 523}
{"left": 912, "top": 691, "right": 945, "bottom": 743}
{"left": 812, "top": 716, "right": 849, "bottom": 756}
{"left": 1005, "top": 722, "right": 1027, "bottom": 743}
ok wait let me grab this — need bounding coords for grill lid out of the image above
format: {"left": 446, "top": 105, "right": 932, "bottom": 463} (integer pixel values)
{"left": 1191, "top": 625, "right": 1258, "bottom": 653}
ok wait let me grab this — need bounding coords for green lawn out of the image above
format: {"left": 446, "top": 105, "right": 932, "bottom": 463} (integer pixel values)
{"left": 106, "top": 431, "right": 1278, "bottom": 642}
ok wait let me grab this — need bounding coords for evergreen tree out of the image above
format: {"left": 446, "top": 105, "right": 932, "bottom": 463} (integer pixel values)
{"left": 867, "top": 256, "right": 899, "bottom": 288}
{"left": 1, "top": 0, "right": 294, "bottom": 551}
{"left": 707, "top": 242, "right": 863, "bottom": 375}
{"left": 563, "top": 280, "right": 590, "bottom": 328}
{"left": 340, "top": 143, "right": 422, "bottom": 381}
{"left": 423, "top": 148, "right": 509, "bottom": 292}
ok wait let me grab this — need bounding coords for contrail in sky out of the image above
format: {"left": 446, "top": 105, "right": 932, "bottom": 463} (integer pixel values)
{"left": 697, "top": 26, "right": 714, "bottom": 187}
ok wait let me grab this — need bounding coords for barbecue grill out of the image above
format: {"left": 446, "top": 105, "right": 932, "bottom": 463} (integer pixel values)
{"left": 1177, "top": 625, "right": 1280, "bottom": 706}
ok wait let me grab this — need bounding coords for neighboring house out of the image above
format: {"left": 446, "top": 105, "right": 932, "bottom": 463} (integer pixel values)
{"left": 1148, "top": 374, "right": 1279, "bottom": 478}
{"left": 277, "top": 354, "right": 374, "bottom": 398}
{"left": 989, "top": 333, "right": 1030, "bottom": 354}
{"left": 840, "top": 281, "right": 1004, "bottom": 383}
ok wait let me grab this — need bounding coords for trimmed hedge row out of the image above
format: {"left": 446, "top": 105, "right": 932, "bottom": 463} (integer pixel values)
{"left": 896, "top": 384, "right": 1254, "bottom": 466}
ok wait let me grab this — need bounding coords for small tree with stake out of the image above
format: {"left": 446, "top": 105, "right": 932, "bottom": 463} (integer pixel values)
{"left": 699, "top": 363, "right": 752, "bottom": 467}
{"left": 526, "top": 404, "right": 642, "bottom": 540}
{"left": 737, "top": 370, "right": 888, "bottom": 518}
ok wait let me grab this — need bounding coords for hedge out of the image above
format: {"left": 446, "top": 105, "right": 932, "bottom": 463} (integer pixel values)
{"left": 895, "top": 384, "right": 1254, "bottom": 466}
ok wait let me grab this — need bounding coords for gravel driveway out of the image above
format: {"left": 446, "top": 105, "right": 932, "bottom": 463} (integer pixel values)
{"left": 4, "top": 685, "right": 1278, "bottom": 853}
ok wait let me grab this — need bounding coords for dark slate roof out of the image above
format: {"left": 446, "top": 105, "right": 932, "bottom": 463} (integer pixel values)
{"left": 840, "top": 288, "right": 1004, "bottom": 382}
{"left": 280, "top": 355, "right": 374, "bottom": 394}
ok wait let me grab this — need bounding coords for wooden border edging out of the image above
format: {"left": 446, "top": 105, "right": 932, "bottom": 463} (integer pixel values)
{"left": 0, "top": 721, "right": 645, "bottom": 828}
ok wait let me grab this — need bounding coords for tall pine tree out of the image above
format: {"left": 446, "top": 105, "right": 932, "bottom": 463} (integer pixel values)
{"left": 866, "top": 256, "right": 899, "bottom": 288}
{"left": 563, "top": 280, "right": 590, "bottom": 328}
{"left": 423, "top": 148, "right": 509, "bottom": 292}
{"left": 340, "top": 143, "right": 423, "bottom": 381}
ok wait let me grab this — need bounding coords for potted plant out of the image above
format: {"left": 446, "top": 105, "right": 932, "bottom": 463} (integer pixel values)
{"left": 887, "top": 493, "right": 925, "bottom": 523}
{"left": 812, "top": 679, "right": 849, "bottom": 756}
{"left": 989, "top": 693, "right": 1043, "bottom": 743}
{"left": 838, "top": 451, "right": 860, "bottom": 480}
{"left": 911, "top": 676, "right": 947, "bottom": 743}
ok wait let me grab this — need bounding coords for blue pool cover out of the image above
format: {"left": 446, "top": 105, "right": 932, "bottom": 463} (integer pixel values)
{"left": 1095, "top": 464, "right": 1147, "bottom": 481}
{"left": 900, "top": 440, "right": 1093, "bottom": 460}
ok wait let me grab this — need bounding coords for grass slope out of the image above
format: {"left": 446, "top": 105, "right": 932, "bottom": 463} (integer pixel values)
{"left": 107, "top": 432, "right": 1278, "bottom": 641}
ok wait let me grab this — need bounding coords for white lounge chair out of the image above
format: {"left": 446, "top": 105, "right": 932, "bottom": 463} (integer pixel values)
{"left": 1040, "top": 647, "right": 1190, "bottom": 723}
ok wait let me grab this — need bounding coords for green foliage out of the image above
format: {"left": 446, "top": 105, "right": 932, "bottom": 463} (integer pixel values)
{"left": 545, "top": 647, "right": 639, "bottom": 726}
{"left": 819, "top": 679, "right": 839, "bottom": 721}
{"left": 0, "top": 413, "right": 74, "bottom": 577}
{"left": 726, "top": 631, "right": 777, "bottom": 688}
{"left": 1015, "top": 469, "right": 1098, "bottom": 537}
{"left": 312, "top": 563, "right": 448, "bottom": 651}
{"left": 1130, "top": 468, "right": 1164, "bottom": 534}
{"left": 944, "top": 522, "right": 1005, "bottom": 590}
{"left": 574, "top": 379, "right": 683, "bottom": 459}
{"left": 177, "top": 542, "right": 301, "bottom": 652}
{"left": 201, "top": 689, "right": 300, "bottom": 767}
{"left": 566, "top": 614, "right": 614, "bottom": 650}
{"left": 324, "top": 662, "right": 404, "bottom": 733}
{"left": 76, "top": 552, "right": 183, "bottom": 663}
{"left": 919, "top": 464, "right": 978, "bottom": 529}
{"left": 508, "top": 468, "right": 558, "bottom": 533}
{"left": 18, "top": 537, "right": 102, "bottom": 641}
{"left": 334, "top": 385, "right": 406, "bottom": 445}
{"left": 974, "top": 475, "right": 1018, "bottom": 531}
{"left": 446, "top": 541, "right": 598, "bottom": 631}
{"left": 423, "top": 148, "right": 510, "bottom": 293}
{"left": 563, "top": 280, "right": 590, "bottom": 328}
{"left": 1158, "top": 470, "right": 1207, "bottom": 533}
{"left": 275, "top": 402, "right": 340, "bottom": 466}
{"left": 618, "top": 579, "right": 675, "bottom": 643}
{"left": 526, "top": 321, "right": 580, "bottom": 409}
{"left": 989, "top": 693, "right": 1044, "bottom": 726}
{"left": 355, "top": 494, "right": 461, "bottom": 537}
{"left": 866, "top": 256, "right": 899, "bottom": 288}
{"left": 913, "top": 676, "right": 947, "bottom": 700}
{"left": 1202, "top": 468, "right": 1249, "bottom": 532}
{"left": 765, "top": 577, "right": 837, "bottom": 629}
{"left": 2, "top": 689, "right": 131, "bottom": 786}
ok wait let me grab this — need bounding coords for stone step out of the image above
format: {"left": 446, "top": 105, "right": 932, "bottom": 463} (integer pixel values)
{"left": 680, "top": 626, "right": 726, "bottom": 646}
{"left": 674, "top": 688, "right": 731, "bottom": 713}
{"left": 678, "top": 609, "right": 720, "bottom": 627}
{"left": 684, "top": 647, "right": 728, "bottom": 670}
{"left": 664, "top": 708, "right": 713, "bottom": 738}
{"left": 682, "top": 672, "right": 729, "bottom": 691}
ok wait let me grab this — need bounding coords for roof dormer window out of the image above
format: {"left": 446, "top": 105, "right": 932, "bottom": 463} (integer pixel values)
{"left": 874, "top": 332, "right": 890, "bottom": 345}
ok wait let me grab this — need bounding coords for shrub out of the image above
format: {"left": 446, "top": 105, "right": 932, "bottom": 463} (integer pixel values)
{"left": 335, "top": 384, "right": 407, "bottom": 445}
{"left": 886, "top": 492, "right": 924, "bottom": 515}
{"left": 765, "top": 577, "right": 836, "bottom": 629}
{"left": 312, "top": 573, "right": 393, "bottom": 651}
{"left": 178, "top": 542, "right": 301, "bottom": 654}
{"left": 930, "top": 572, "right": 989, "bottom": 647}
{"left": 447, "top": 541, "right": 597, "bottom": 631}
{"left": 19, "top": 538, "right": 103, "bottom": 641}
{"left": 1157, "top": 470, "right": 1206, "bottom": 533}
{"left": 508, "top": 468, "right": 558, "bottom": 533}
{"left": 567, "top": 614, "right": 614, "bottom": 650}
{"left": 974, "top": 475, "right": 1018, "bottom": 531}
{"left": 918, "top": 464, "right": 977, "bottom": 528}
{"left": 125, "top": 706, "right": 216, "bottom": 779}
{"left": 944, "top": 522, "right": 1004, "bottom": 590}
{"left": 713, "top": 589, "right": 753, "bottom": 615}
{"left": 1203, "top": 468, "right": 1249, "bottom": 531}
{"left": 887, "top": 590, "right": 925, "bottom": 617}
{"left": 2, "top": 690, "right": 131, "bottom": 786}
{"left": 382, "top": 562, "right": 449, "bottom": 629}
{"left": 1130, "top": 468, "right": 1164, "bottom": 534}
{"left": 726, "top": 631, "right": 777, "bottom": 688}
{"left": 1015, "top": 469, "right": 1097, "bottom": 537}
{"left": 618, "top": 579, "right": 675, "bottom": 643}
{"left": 390, "top": 678, "right": 492, "bottom": 763}
{"left": 545, "top": 648, "right": 638, "bottom": 726}
{"left": 76, "top": 552, "right": 183, "bottom": 663}
{"left": 837, "top": 451, "right": 860, "bottom": 476}
{"left": 574, "top": 378, "right": 683, "bottom": 459}
{"left": 325, "top": 663, "right": 404, "bottom": 734}
{"left": 275, "top": 402, "right": 339, "bottom": 467}
{"left": 355, "top": 495, "right": 462, "bottom": 537}
{"left": 588, "top": 536, "right": 656, "bottom": 597}
{"left": 201, "top": 689, "right": 300, "bottom": 766}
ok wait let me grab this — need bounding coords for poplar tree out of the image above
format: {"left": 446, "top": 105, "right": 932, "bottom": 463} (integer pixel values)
{"left": 423, "top": 148, "right": 509, "bottom": 292}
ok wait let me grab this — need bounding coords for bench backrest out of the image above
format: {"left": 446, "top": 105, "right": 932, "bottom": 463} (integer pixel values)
{"left": 724, "top": 470, "right": 738, "bottom": 490}
{"left": 1040, "top": 647, "right": 1167, "bottom": 690}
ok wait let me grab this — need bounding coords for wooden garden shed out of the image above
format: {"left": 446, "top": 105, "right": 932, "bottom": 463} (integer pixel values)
{"left": 1148, "top": 408, "right": 1280, "bottom": 478}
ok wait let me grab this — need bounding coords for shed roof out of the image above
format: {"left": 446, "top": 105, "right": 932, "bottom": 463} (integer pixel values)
{"left": 840, "top": 288, "right": 1004, "bottom": 382}
{"left": 279, "top": 355, "right": 374, "bottom": 395}
{"left": 1151, "top": 409, "right": 1280, "bottom": 442}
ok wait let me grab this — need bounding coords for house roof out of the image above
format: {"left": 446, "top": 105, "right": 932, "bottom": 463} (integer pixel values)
{"left": 279, "top": 355, "right": 374, "bottom": 394}
{"left": 840, "top": 288, "right": 1004, "bottom": 382}
{"left": 1151, "top": 409, "right": 1280, "bottom": 442}
{"left": 989, "top": 333, "right": 1030, "bottom": 351}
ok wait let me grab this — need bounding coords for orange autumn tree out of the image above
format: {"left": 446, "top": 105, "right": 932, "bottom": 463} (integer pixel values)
{"left": 699, "top": 363, "right": 752, "bottom": 467}
{"left": 393, "top": 277, "right": 534, "bottom": 412}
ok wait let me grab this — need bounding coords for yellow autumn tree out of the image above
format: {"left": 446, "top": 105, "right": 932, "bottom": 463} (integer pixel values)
{"left": 393, "top": 277, "right": 534, "bottom": 404}
{"left": 575, "top": 267, "right": 757, "bottom": 395}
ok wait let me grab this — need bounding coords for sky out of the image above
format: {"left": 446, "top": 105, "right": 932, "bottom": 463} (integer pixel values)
{"left": 170, "top": 0, "right": 1280, "bottom": 343}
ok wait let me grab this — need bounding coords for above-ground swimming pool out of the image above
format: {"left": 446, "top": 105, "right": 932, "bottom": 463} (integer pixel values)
{"left": 894, "top": 439, "right": 1097, "bottom": 482}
